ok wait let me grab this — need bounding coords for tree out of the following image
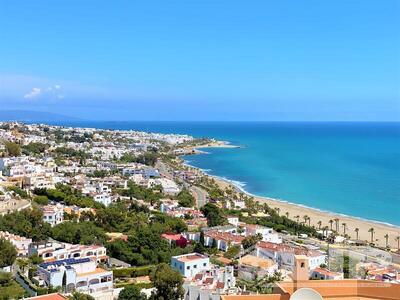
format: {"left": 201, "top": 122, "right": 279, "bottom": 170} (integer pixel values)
{"left": 396, "top": 236, "right": 400, "bottom": 251}
{"left": 354, "top": 228, "right": 359, "bottom": 240}
{"left": 201, "top": 203, "right": 224, "bottom": 227}
{"left": 68, "top": 292, "right": 95, "bottom": 300}
{"left": 334, "top": 218, "right": 340, "bottom": 232}
{"left": 150, "top": 263, "right": 184, "bottom": 300}
{"left": 241, "top": 234, "right": 262, "bottom": 250}
{"left": 368, "top": 228, "right": 375, "bottom": 244}
{"left": 317, "top": 221, "right": 322, "bottom": 230}
{"left": 176, "top": 189, "right": 195, "bottom": 208}
{"left": 384, "top": 234, "right": 389, "bottom": 248}
{"left": 329, "top": 219, "right": 334, "bottom": 231}
{"left": 0, "top": 238, "right": 17, "bottom": 268}
{"left": 295, "top": 215, "right": 300, "bottom": 223}
{"left": 118, "top": 285, "right": 147, "bottom": 300}
{"left": 342, "top": 223, "right": 347, "bottom": 235}
{"left": 4, "top": 141, "right": 21, "bottom": 157}
{"left": 224, "top": 244, "right": 240, "bottom": 259}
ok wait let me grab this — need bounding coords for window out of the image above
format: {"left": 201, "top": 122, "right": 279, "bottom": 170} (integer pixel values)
{"left": 301, "top": 262, "right": 305, "bottom": 268}
{"left": 203, "top": 263, "right": 207, "bottom": 267}
{"left": 194, "top": 265, "right": 197, "bottom": 269}
{"left": 186, "top": 266, "right": 190, "bottom": 270}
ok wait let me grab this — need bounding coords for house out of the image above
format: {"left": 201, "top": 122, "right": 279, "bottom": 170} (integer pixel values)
{"left": 41, "top": 204, "right": 64, "bottom": 226}
{"left": 226, "top": 216, "right": 239, "bottom": 227}
{"left": 311, "top": 267, "right": 344, "bottom": 280}
{"left": 35, "top": 258, "right": 113, "bottom": 295}
{"left": 171, "top": 253, "right": 210, "bottom": 279}
{"left": 25, "top": 293, "right": 67, "bottom": 300}
{"left": 161, "top": 233, "right": 188, "bottom": 248}
{"left": 93, "top": 193, "right": 112, "bottom": 206}
{"left": 256, "top": 241, "right": 326, "bottom": 271}
{"left": 28, "top": 241, "right": 108, "bottom": 263}
{"left": 221, "top": 255, "right": 400, "bottom": 300}
{"left": 203, "top": 230, "right": 244, "bottom": 252}
{"left": 241, "top": 224, "right": 282, "bottom": 244}
{"left": 238, "top": 254, "right": 279, "bottom": 280}
{"left": 183, "top": 265, "right": 237, "bottom": 300}
{"left": 0, "top": 231, "right": 32, "bottom": 256}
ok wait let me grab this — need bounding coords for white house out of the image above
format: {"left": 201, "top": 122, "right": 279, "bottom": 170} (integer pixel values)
{"left": 0, "top": 231, "right": 32, "bottom": 256}
{"left": 242, "top": 224, "right": 282, "bottom": 244}
{"left": 35, "top": 257, "right": 113, "bottom": 295}
{"left": 171, "top": 253, "right": 210, "bottom": 279}
{"left": 93, "top": 193, "right": 112, "bottom": 206}
{"left": 256, "top": 241, "right": 326, "bottom": 271}
{"left": 41, "top": 204, "right": 64, "bottom": 226}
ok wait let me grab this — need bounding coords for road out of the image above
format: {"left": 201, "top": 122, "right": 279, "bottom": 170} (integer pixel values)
{"left": 156, "top": 160, "right": 209, "bottom": 208}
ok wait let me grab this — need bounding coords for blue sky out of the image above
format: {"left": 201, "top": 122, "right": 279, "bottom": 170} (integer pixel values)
{"left": 0, "top": 0, "right": 399, "bottom": 121}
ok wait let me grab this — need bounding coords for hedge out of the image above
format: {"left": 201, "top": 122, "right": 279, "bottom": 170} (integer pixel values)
{"left": 113, "top": 266, "right": 154, "bottom": 278}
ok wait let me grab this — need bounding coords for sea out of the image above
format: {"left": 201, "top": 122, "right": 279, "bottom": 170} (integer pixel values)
{"left": 41, "top": 121, "right": 400, "bottom": 226}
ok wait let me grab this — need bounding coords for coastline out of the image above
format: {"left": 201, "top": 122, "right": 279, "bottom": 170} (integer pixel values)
{"left": 184, "top": 144, "right": 400, "bottom": 249}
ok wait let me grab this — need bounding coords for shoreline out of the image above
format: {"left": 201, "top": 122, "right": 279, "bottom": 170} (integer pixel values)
{"left": 183, "top": 144, "right": 400, "bottom": 249}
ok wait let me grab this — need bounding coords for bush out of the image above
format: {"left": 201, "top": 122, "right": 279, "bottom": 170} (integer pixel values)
{"left": 33, "top": 195, "right": 49, "bottom": 205}
{"left": 113, "top": 266, "right": 154, "bottom": 278}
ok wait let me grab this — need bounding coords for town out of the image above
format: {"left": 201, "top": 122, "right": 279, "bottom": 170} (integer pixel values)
{"left": 0, "top": 122, "right": 399, "bottom": 300}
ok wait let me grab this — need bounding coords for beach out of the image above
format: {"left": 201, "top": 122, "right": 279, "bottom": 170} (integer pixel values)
{"left": 184, "top": 143, "right": 400, "bottom": 249}
{"left": 213, "top": 175, "right": 400, "bottom": 249}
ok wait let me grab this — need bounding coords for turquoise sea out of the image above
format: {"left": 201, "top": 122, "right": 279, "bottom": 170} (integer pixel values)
{"left": 44, "top": 121, "right": 400, "bottom": 226}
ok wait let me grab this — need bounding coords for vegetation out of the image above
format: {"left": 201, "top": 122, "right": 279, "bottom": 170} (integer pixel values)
{"left": 0, "top": 239, "right": 17, "bottom": 268}
{"left": 149, "top": 263, "right": 184, "bottom": 300}
{"left": 237, "top": 272, "right": 283, "bottom": 294}
{"left": 7, "top": 185, "right": 29, "bottom": 198}
{"left": 22, "top": 142, "right": 49, "bottom": 155}
{"left": 175, "top": 188, "right": 195, "bottom": 207}
{"left": 0, "top": 272, "right": 26, "bottom": 300}
{"left": 34, "top": 184, "right": 104, "bottom": 209}
{"left": 3, "top": 141, "right": 21, "bottom": 157}
{"left": 0, "top": 208, "right": 51, "bottom": 241}
{"left": 68, "top": 292, "right": 95, "bottom": 300}
{"left": 119, "top": 151, "right": 158, "bottom": 166}
{"left": 33, "top": 195, "right": 49, "bottom": 205}
{"left": 118, "top": 285, "right": 147, "bottom": 300}
{"left": 117, "top": 181, "right": 163, "bottom": 206}
{"left": 201, "top": 203, "right": 225, "bottom": 227}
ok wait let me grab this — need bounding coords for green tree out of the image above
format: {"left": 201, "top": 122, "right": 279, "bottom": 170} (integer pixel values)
{"left": 176, "top": 189, "right": 195, "bottom": 208}
{"left": 150, "top": 263, "right": 184, "bottom": 300}
{"left": 118, "top": 285, "right": 147, "bottom": 300}
{"left": 241, "top": 234, "right": 262, "bottom": 250}
{"left": 68, "top": 292, "right": 95, "bottom": 300}
{"left": 201, "top": 203, "right": 224, "bottom": 227}
{"left": 4, "top": 141, "right": 21, "bottom": 157}
{"left": 0, "top": 238, "right": 17, "bottom": 268}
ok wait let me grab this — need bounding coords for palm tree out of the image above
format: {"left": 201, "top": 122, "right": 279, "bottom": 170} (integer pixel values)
{"left": 285, "top": 212, "right": 289, "bottom": 218}
{"left": 342, "top": 223, "right": 347, "bottom": 235}
{"left": 329, "top": 219, "right": 334, "bottom": 231}
{"left": 334, "top": 218, "right": 340, "bottom": 232}
{"left": 317, "top": 221, "right": 322, "bottom": 230}
{"left": 322, "top": 226, "right": 329, "bottom": 238}
{"left": 368, "top": 227, "right": 375, "bottom": 243}
{"left": 307, "top": 216, "right": 311, "bottom": 227}
{"left": 303, "top": 215, "right": 309, "bottom": 225}
{"left": 384, "top": 234, "right": 389, "bottom": 248}
{"left": 354, "top": 228, "right": 359, "bottom": 240}
{"left": 295, "top": 215, "right": 300, "bottom": 223}
{"left": 395, "top": 236, "right": 400, "bottom": 251}
{"left": 274, "top": 207, "right": 280, "bottom": 216}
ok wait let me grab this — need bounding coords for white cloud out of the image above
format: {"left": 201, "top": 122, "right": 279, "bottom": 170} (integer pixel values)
{"left": 23, "top": 84, "right": 63, "bottom": 100}
{"left": 24, "top": 87, "right": 42, "bottom": 99}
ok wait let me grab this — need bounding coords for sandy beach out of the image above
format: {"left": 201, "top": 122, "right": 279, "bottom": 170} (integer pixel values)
{"left": 213, "top": 176, "right": 400, "bottom": 249}
{"left": 183, "top": 143, "right": 400, "bottom": 249}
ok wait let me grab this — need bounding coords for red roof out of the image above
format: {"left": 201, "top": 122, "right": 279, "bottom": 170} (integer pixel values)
{"left": 161, "top": 233, "right": 183, "bottom": 241}
{"left": 27, "top": 293, "right": 66, "bottom": 300}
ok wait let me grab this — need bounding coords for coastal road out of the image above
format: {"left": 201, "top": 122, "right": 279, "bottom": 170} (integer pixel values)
{"left": 156, "top": 160, "right": 209, "bottom": 208}
{"left": 190, "top": 185, "right": 208, "bottom": 208}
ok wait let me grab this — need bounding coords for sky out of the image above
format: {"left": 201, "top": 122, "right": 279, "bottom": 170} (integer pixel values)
{"left": 0, "top": 0, "right": 399, "bottom": 121}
